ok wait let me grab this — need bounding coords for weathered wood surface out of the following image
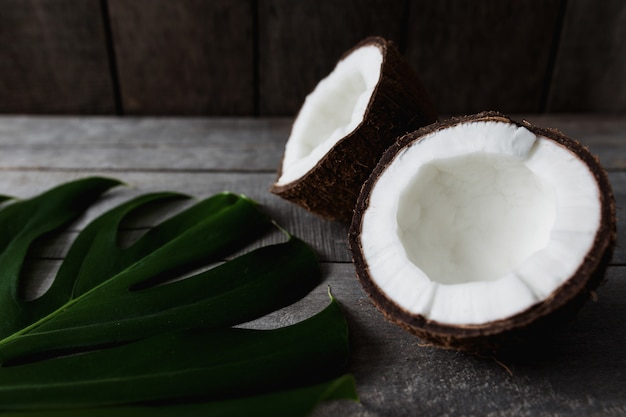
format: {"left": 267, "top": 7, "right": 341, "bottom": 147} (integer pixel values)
{"left": 257, "top": 0, "right": 406, "bottom": 115}
{"left": 0, "top": 115, "right": 624, "bottom": 416}
{"left": 547, "top": 0, "right": 626, "bottom": 113}
{"left": 1, "top": 1, "right": 624, "bottom": 115}
{"left": 404, "top": 0, "right": 563, "bottom": 115}
{"left": 0, "top": 0, "right": 115, "bottom": 114}
{"left": 107, "top": 0, "right": 255, "bottom": 116}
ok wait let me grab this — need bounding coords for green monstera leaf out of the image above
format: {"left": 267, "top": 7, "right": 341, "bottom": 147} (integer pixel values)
{"left": 0, "top": 177, "right": 357, "bottom": 415}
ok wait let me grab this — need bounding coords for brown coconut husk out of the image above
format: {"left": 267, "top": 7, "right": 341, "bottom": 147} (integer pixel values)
{"left": 270, "top": 36, "right": 437, "bottom": 222}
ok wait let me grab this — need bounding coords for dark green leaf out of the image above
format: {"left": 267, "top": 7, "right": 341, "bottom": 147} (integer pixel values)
{"left": 0, "top": 177, "right": 122, "bottom": 336}
{"left": 0, "top": 237, "right": 322, "bottom": 364}
{"left": 0, "top": 297, "right": 349, "bottom": 410}
{"left": 0, "top": 374, "right": 358, "bottom": 417}
{"left": 0, "top": 177, "right": 356, "bottom": 415}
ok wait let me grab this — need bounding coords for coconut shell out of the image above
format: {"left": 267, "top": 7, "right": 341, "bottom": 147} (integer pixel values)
{"left": 270, "top": 36, "right": 437, "bottom": 222}
{"left": 349, "top": 111, "right": 617, "bottom": 353}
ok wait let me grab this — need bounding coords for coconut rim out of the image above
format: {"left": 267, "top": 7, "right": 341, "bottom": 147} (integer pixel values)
{"left": 349, "top": 111, "right": 616, "bottom": 341}
{"left": 271, "top": 36, "right": 391, "bottom": 192}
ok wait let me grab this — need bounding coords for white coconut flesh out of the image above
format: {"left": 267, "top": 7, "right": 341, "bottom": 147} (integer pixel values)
{"left": 276, "top": 45, "right": 384, "bottom": 185}
{"left": 360, "top": 121, "right": 602, "bottom": 326}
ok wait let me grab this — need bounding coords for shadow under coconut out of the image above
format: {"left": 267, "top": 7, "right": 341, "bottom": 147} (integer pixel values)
{"left": 328, "top": 266, "right": 626, "bottom": 416}
{"left": 493, "top": 268, "right": 626, "bottom": 402}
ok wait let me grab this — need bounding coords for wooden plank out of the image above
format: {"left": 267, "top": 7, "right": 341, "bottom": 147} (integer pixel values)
{"left": 0, "top": 0, "right": 115, "bottom": 114}
{"left": 258, "top": 0, "right": 406, "bottom": 115}
{"left": 547, "top": 0, "right": 626, "bottom": 113}
{"left": 107, "top": 0, "right": 254, "bottom": 115}
{"left": 0, "top": 116, "right": 291, "bottom": 171}
{"left": 404, "top": 0, "right": 563, "bottom": 115}
{"left": 0, "top": 115, "right": 625, "bottom": 263}
{"left": 308, "top": 265, "right": 626, "bottom": 417}
{"left": 0, "top": 114, "right": 624, "bottom": 170}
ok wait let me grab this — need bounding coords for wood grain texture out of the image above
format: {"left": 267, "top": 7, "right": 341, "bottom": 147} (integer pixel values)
{"left": 0, "top": 116, "right": 290, "bottom": 171}
{"left": 0, "top": 0, "right": 115, "bottom": 114}
{"left": 0, "top": 114, "right": 622, "bottom": 169}
{"left": 2, "top": 115, "right": 624, "bottom": 265}
{"left": 0, "top": 114, "right": 624, "bottom": 415}
{"left": 257, "top": 0, "right": 407, "bottom": 116}
{"left": 310, "top": 265, "right": 626, "bottom": 417}
{"left": 107, "top": 0, "right": 254, "bottom": 115}
{"left": 404, "top": 0, "right": 563, "bottom": 115}
{"left": 1, "top": 1, "right": 625, "bottom": 116}
{"left": 547, "top": 0, "right": 626, "bottom": 113}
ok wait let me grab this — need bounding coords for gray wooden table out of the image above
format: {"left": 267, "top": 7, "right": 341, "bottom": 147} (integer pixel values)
{"left": 0, "top": 115, "right": 624, "bottom": 416}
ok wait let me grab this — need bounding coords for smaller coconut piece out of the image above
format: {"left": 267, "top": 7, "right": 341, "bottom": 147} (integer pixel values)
{"left": 270, "top": 37, "right": 437, "bottom": 221}
{"left": 349, "top": 112, "right": 616, "bottom": 352}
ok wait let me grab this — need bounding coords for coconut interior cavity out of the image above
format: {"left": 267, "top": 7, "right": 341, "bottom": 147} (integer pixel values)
{"left": 360, "top": 121, "right": 602, "bottom": 325}
{"left": 397, "top": 152, "right": 556, "bottom": 286}
{"left": 276, "top": 45, "right": 383, "bottom": 185}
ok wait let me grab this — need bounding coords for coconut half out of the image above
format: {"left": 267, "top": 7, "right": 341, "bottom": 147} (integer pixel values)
{"left": 349, "top": 112, "right": 616, "bottom": 352}
{"left": 270, "top": 37, "right": 437, "bottom": 221}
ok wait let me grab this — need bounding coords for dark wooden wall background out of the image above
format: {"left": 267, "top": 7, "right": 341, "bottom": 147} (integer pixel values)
{"left": 1, "top": 0, "right": 624, "bottom": 116}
